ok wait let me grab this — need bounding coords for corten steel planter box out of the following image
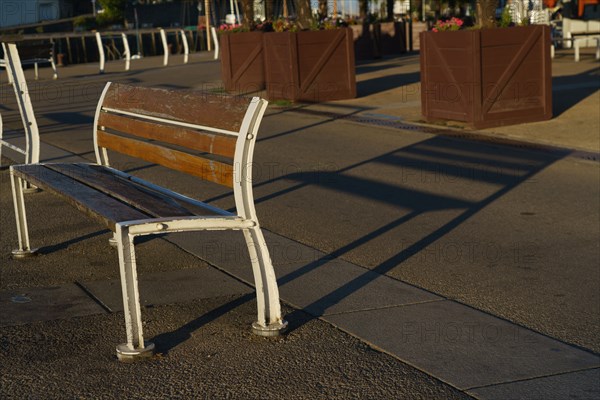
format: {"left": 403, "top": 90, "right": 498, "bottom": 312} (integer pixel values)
{"left": 420, "top": 25, "right": 552, "bottom": 129}
{"left": 220, "top": 31, "right": 265, "bottom": 93}
{"left": 263, "top": 28, "right": 357, "bottom": 102}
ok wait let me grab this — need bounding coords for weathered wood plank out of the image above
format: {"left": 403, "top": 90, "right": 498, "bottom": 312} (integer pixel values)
{"left": 45, "top": 163, "right": 200, "bottom": 218}
{"left": 97, "top": 131, "right": 234, "bottom": 187}
{"left": 98, "top": 112, "right": 236, "bottom": 159}
{"left": 102, "top": 83, "right": 251, "bottom": 133}
{"left": 12, "top": 165, "right": 148, "bottom": 230}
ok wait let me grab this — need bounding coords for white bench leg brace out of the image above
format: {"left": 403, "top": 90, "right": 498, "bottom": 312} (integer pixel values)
{"left": 115, "top": 224, "right": 155, "bottom": 361}
{"left": 244, "top": 227, "right": 288, "bottom": 336}
{"left": 10, "top": 172, "right": 38, "bottom": 258}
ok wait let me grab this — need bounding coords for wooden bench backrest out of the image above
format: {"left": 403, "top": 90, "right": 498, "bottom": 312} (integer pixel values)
{"left": 94, "top": 83, "right": 266, "bottom": 188}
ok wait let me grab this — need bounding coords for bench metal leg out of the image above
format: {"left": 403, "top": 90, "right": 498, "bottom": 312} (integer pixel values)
{"left": 115, "top": 225, "right": 155, "bottom": 362}
{"left": 244, "top": 227, "right": 288, "bottom": 337}
{"left": 10, "top": 172, "right": 38, "bottom": 258}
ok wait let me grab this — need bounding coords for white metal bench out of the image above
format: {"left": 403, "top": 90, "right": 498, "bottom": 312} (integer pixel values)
{"left": 9, "top": 82, "right": 288, "bottom": 361}
{"left": 1, "top": 41, "right": 58, "bottom": 80}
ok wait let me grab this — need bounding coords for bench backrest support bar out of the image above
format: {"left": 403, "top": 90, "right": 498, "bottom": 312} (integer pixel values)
{"left": 93, "top": 82, "right": 268, "bottom": 199}
{"left": 1, "top": 43, "right": 40, "bottom": 165}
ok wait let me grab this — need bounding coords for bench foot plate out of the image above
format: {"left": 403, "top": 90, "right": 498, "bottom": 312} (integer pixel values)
{"left": 11, "top": 248, "right": 39, "bottom": 259}
{"left": 252, "top": 320, "right": 288, "bottom": 337}
{"left": 116, "top": 342, "right": 155, "bottom": 362}
{"left": 22, "top": 187, "right": 40, "bottom": 194}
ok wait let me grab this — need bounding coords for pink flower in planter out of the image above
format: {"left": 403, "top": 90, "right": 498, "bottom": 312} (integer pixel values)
{"left": 432, "top": 17, "right": 464, "bottom": 32}
{"left": 218, "top": 23, "right": 244, "bottom": 33}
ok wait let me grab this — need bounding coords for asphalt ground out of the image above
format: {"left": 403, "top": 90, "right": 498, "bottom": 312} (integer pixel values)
{"left": 0, "top": 49, "right": 599, "bottom": 399}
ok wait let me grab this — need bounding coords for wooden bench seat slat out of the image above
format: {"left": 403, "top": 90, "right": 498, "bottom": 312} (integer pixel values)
{"left": 102, "top": 83, "right": 250, "bottom": 133}
{"left": 98, "top": 112, "right": 237, "bottom": 159}
{"left": 44, "top": 163, "right": 214, "bottom": 218}
{"left": 97, "top": 130, "right": 234, "bottom": 187}
{"left": 12, "top": 165, "right": 148, "bottom": 230}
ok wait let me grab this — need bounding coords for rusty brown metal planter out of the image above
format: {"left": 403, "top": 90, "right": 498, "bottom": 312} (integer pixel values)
{"left": 220, "top": 31, "right": 265, "bottom": 93}
{"left": 420, "top": 25, "right": 552, "bottom": 129}
{"left": 263, "top": 28, "right": 357, "bottom": 102}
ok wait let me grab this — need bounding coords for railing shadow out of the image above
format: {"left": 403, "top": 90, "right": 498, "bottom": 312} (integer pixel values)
{"left": 156, "top": 131, "right": 566, "bottom": 347}
{"left": 273, "top": 136, "right": 562, "bottom": 332}
{"left": 552, "top": 68, "right": 600, "bottom": 117}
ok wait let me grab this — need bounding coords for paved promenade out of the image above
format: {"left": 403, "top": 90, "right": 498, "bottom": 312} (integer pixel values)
{"left": 0, "top": 49, "right": 598, "bottom": 399}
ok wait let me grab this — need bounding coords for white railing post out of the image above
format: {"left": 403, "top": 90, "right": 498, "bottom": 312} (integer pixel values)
{"left": 122, "top": 33, "right": 131, "bottom": 71}
{"left": 95, "top": 32, "right": 105, "bottom": 73}
{"left": 180, "top": 30, "right": 189, "bottom": 64}
{"left": 210, "top": 27, "right": 219, "bottom": 60}
{"left": 159, "top": 28, "right": 168, "bottom": 66}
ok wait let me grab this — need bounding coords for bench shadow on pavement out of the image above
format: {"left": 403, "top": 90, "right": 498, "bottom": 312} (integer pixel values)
{"left": 152, "top": 131, "right": 566, "bottom": 351}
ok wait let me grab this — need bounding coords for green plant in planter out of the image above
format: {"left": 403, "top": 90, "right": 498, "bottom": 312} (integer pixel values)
{"left": 272, "top": 19, "right": 299, "bottom": 32}
{"left": 500, "top": 6, "right": 513, "bottom": 28}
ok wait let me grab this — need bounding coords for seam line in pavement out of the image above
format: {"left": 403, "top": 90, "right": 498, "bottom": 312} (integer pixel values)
{"left": 318, "top": 299, "right": 446, "bottom": 317}
{"left": 75, "top": 281, "right": 114, "bottom": 313}
{"left": 463, "top": 366, "right": 600, "bottom": 392}
{"left": 321, "top": 320, "right": 471, "bottom": 394}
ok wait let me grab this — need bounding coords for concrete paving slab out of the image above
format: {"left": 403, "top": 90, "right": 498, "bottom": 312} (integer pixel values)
{"left": 325, "top": 300, "right": 600, "bottom": 390}
{"left": 168, "top": 230, "right": 440, "bottom": 316}
{"left": 276, "top": 258, "right": 441, "bottom": 316}
{"left": 0, "top": 133, "right": 89, "bottom": 165}
{"left": 166, "top": 230, "right": 323, "bottom": 272}
{"left": 467, "top": 368, "right": 600, "bottom": 400}
{"left": 0, "top": 284, "right": 106, "bottom": 326}
{"left": 81, "top": 267, "right": 252, "bottom": 312}
{"left": 0, "top": 298, "right": 472, "bottom": 399}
